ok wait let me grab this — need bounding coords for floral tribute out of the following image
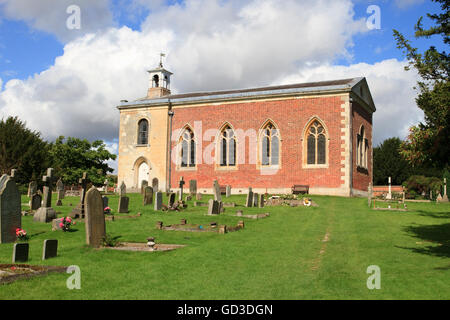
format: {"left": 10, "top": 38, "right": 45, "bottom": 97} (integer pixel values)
{"left": 58, "top": 217, "right": 75, "bottom": 232}
{"left": 16, "top": 228, "right": 29, "bottom": 241}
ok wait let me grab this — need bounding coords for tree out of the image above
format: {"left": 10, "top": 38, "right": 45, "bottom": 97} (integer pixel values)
{"left": 0, "top": 116, "right": 51, "bottom": 185}
{"left": 49, "top": 136, "right": 116, "bottom": 186}
{"left": 393, "top": 0, "right": 449, "bottom": 169}
{"left": 373, "top": 137, "right": 414, "bottom": 185}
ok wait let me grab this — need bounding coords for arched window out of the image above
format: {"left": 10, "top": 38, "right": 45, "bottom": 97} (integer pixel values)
{"left": 261, "top": 122, "right": 280, "bottom": 166}
{"left": 306, "top": 120, "right": 327, "bottom": 165}
{"left": 179, "top": 127, "right": 196, "bottom": 168}
{"left": 138, "top": 119, "right": 149, "bottom": 145}
{"left": 219, "top": 125, "right": 236, "bottom": 167}
{"left": 153, "top": 75, "right": 159, "bottom": 87}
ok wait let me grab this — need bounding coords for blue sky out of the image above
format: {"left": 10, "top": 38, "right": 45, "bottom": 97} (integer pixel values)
{"left": 0, "top": 0, "right": 446, "bottom": 172}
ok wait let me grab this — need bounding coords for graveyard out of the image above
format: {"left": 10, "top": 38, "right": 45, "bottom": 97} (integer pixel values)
{"left": 0, "top": 186, "right": 449, "bottom": 299}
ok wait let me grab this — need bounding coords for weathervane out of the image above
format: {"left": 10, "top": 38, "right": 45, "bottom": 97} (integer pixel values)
{"left": 159, "top": 53, "right": 166, "bottom": 68}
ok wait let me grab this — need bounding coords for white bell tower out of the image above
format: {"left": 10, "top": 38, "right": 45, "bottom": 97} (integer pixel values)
{"left": 147, "top": 53, "right": 172, "bottom": 99}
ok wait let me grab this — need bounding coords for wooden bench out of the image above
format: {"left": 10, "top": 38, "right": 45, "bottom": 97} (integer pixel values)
{"left": 292, "top": 185, "right": 309, "bottom": 195}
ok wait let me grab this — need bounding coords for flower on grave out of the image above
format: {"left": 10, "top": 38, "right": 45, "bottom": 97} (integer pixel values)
{"left": 104, "top": 206, "right": 111, "bottom": 214}
{"left": 59, "top": 217, "right": 73, "bottom": 231}
{"left": 16, "top": 228, "right": 28, "bottom": 241}
{"left": 303, "top": 198, "right": 311, "bottom": 207}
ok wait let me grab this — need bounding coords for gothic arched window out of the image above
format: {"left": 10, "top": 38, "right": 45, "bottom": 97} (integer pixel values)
{"left": 261, "top": 122, "right": 280, "bottom": 166}
{"left": 306, "top": 120, "right": 327, "bottom": 165}
{"left": 137, "top": 119, "right": 149, "bottom": 145}
{"left": 357, "top": 126, "right": 368, "bottom": 169}
{"left": 179, "top": 127, "right": 196, "bottom": 168}
{"left": 219, "top": 125, "right": 236, "bottom": 167}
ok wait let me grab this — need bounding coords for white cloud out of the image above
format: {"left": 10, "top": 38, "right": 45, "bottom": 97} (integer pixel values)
{"left": 277, "top": 59, "right": 422, "bottom": 145}
{"left": 0, "top": 0, "right": 114, "bottom": 42}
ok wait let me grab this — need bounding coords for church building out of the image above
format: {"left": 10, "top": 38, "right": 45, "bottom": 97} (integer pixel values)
{"left": 117, "top": 60, "right": 375, "bottom": 196}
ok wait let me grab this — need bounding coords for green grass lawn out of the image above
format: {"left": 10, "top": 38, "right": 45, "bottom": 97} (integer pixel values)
{"left": 0, "top": 193, "right": 449, "bottom": 300}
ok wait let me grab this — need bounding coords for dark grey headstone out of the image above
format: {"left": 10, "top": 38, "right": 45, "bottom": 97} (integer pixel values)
{"left": 258, "top": 194, "right": 264, "bottom": 208}
{"left": 154, "top": 192, "right": 163, "bottom": 210}
{"left": 42, "top": 239, "right": 58, "bottom": 260}
{"left": 85, "top": 187, "right": 106, "bottom": 248}
{"left": 0, "top": 174, "right": 22, "bottom": 243}
{"left": 102, "top": 196, "right": 109, "bottom": 209}
{"left": 143, "top": 186, "right": 153, "bottom": 206}
{"left": 253, "top": 193, "right": 259, "bottom": 207}
{"left": 118, "top": 196, "right": 129, "bottom": 213}
{"left": 56, "top": 178, "right": 65, "bottom": 200}
{"left": 208, "top": 199, "right": 220, "bottom": 215}
{"left": 12, "top": 243, "right": 29, "bottom": 263}
{"left": 30, "top": 194, "right": 42, "bottom": 211}
{"left": 167, "top": 193, "right": 176, "bottom": 207}
{"left": 246, "top": 189, "right": 254, "bottom": 207}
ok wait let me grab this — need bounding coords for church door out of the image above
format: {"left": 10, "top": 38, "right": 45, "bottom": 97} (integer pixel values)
{"left": 137, "top": 162, "right": 149, "bottom": 189}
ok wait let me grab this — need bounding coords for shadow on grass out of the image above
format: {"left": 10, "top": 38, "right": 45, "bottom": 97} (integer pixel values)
{"left": 416, "top": 210, "right": 450, "bottom": 219}
{"left": 397, "top": 223, "right": 450, "bottom": 258}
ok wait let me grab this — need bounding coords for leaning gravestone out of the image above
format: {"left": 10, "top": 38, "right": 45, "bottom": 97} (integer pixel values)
{"left": 118, "top": 181, "right": 129, "bottom": 213}
{"left": 154, "top": 192, "right": 163, "bottom": 210}
{"left": 12, "top": 243, "right": 29, "bottom": 263}
{"left": 246, "top": 188, "right": 254, "bottom": 207}
{"left": 143, "top": 186, "right": 153, "bottom": 206}
{"left": 0, "top": 174, "right": 21, "bottom": 243}
{"left": 33, "top": 168, "right": 57, "bottom": 223}
{"left": 42, "top": 239, "right": 58, "bottom": 260}
{"left": 85, "top": 187, "right": 106, "bottom": 248}
{"left": 30, "top": 194, "right": 42, "bottom": 211}
{"left": 189, "top": 180, "right": 197, "bottom": 196}
{"left": 213, "top": 180, "right": 222, "bottom": 202}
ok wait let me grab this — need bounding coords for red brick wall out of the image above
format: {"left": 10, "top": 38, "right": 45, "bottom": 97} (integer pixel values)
{"left": 169, "top": 96, "right": 348, "bottom": 191}
{"left": 351, "top": 100, "right": 373, "bottom": 192}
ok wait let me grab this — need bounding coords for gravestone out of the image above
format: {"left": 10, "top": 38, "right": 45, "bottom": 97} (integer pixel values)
{"left": 34, "top": 168, "right": 57, "bottom": 223}
{"left": 154, "top": 192, "right": 163, "bottom": 210}
{"left": 226, "top": 185, "right": 231, "bottom": 198}
{"left": 70, "top": 172, "right": 89, "bottom": 219}
{"left": 258, "top": 194, "right": 264, "bottom": 208}
{"left": 196, "top": 193, "right": 202, "bottom": 201}
{"left": 253, "top": 193, "right": 259, "bottom": 207}
{"left": 208, "top": 199, "right": 220, "bottom": 215}
{"left": 152, "top": 178, "right": 159, "bottom": 192}
{"left": 179, "top": 177, "right": 185, "bottom": 201}
{"left": 30, "top": 194, "right": 42, "bottom": 211}
{"left": 143, "top": 186, "right": 154, "bottom": 206}
{"left": 189, "top": 180, "right": 197, "bottom": 196}
{"left": 213, "top": 180, "right": 222, "bottom": 202}
{"left": 118, "top": 181, "right": 129, "bottom": 213}
{"left": 167, "top": 193, "right": 176, "bottom": 207}
{"left": 437, "top": 193, "right": 443, "bottom": 202}
{"left": 42, "top": 239, "right": 58, "bottom": 260}
{"left": 0, "top": 174, "right": 22, "bottom": 243}
{"left": 103, "top": 178, "right": 109, "bottom": 193}
{"left": 102, "top": 196, "right": 109, "bottom": 210}
{"left": 246, "top": 188, "right": 253, "bottom": 207}
{"left": 12, "top": 243, "right": 29, "bottom": 263}
{"left": 85, "top": 187, "right": 106, "bottom": 248}
{"left": 56, "top": 178, "right": 65, "bottom": 200}
{"left": 141, "top": 180, "right": 148, "bottom": 195}
{"left": 27, "top": 181, "right": 37, "bottom": 198}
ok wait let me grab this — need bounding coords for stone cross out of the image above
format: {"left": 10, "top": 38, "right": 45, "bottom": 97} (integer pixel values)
{"left": 179, "top": 176, "right": 185, "bottom": 200}
{"left": 104, "top": 179, "right": 109, "bottom": 193}
{"left": 119, "top": 181, "right": 126, "bottom": 196}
